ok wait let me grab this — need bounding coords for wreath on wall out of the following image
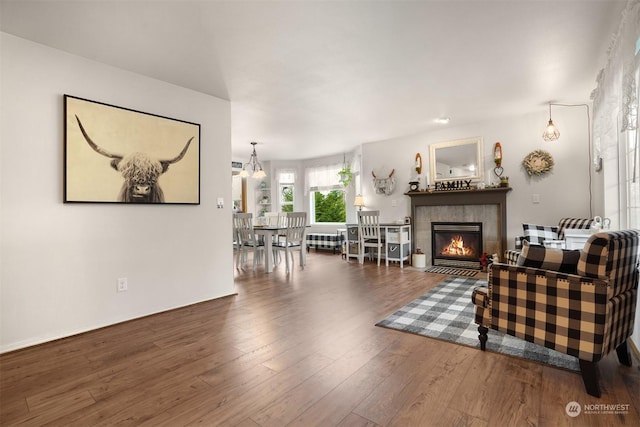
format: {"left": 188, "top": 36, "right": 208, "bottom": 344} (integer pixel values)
{"left": 522, "top": 149, "right": 554, "bottom": 176}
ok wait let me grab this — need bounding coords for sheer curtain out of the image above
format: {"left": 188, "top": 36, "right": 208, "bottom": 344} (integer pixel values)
{"left": 591, "top": 0, "right": 640, "bottom": 349}
{"left": 305, "top": 163, "right": 342, "bottom": 194}
{"left": 591, "top": 0, "right": 639, "bottom": 229}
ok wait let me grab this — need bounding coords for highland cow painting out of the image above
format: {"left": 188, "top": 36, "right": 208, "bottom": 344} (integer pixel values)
{"left": 64, "top": 95, "right": 200, "bottom": 204}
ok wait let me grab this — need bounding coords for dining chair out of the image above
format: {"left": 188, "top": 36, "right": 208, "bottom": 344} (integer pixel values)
{"left": 264, "top": 211, "right": 287, "bottom": 263}
{"left": 273, "top": 212, "right": 307, "bottom": 273}
{"left": 264, "top": 211, "right": 287, "bottom": 227}
{"left": 358, "top": 210, "right": 382, "bottom": 266}
{"left": 232, "top": 213, "right": 264, "bottom": 270}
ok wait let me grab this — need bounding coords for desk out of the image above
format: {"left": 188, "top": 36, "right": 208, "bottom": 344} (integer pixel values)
{"left": 541, "top": 230, "right": 593, "bottom": 250}
{"left": 254, "top": 226, "right": 307, "bottom": 273}
{"left": 564, "top": 229, "right": 592, "bottom": 250}
{"left": 344, "top": 223, "right": 412, "bottom": 268}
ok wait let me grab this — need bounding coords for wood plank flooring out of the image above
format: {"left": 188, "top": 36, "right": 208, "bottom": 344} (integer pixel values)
{"left": 1, "top": 252, "right": 639, "bottom": 426}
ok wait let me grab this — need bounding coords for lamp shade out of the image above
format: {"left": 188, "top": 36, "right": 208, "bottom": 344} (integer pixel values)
{"left": 353, "top": 195, "right": 365, "bottom": 209}
{"left": 241, "top": 141, "right": 266, "bottom": 178}
{"left": 543, "top": 119, "right": 560, "bottom": 141}
{"left": 543, "top": 104, "right": 560, "bottom": 141}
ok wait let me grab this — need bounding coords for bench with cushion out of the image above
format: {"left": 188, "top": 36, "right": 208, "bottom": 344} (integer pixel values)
{"left": 305, "top": 232, "right": 344, "bottom": 254}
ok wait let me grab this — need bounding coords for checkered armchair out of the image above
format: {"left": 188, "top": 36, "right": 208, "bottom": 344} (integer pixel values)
{"left": 472, "top": 230, "right": 640, "bottom": 397}
{"left": 504, "top": 217, "right": 593, "bottom": 265}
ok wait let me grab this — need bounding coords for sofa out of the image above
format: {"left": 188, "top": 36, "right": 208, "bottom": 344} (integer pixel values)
{"left": 472, "top": 230, "right": 639, "bottom": 397}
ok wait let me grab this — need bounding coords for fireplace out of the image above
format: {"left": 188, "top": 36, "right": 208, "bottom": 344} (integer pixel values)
{"left": 431, "top": 222, "right": 483, "bottom": 269}
{"left": 407, "top": 187, "right": 510, "bottom": 265}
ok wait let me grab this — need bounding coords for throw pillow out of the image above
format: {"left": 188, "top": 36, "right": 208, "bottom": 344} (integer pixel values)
{"left": 516, "top": 240, "right": 580, "bottom": 274}
{"left": 522, "top": 223, "right": 559, "bottom": 245}
{"left": 557, "top": 217, "right": 593, "bottom": 239}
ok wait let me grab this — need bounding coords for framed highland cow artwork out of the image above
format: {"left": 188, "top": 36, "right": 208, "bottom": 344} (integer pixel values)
{"left": 64, "top": 95, "right": 200, "bottom": 204}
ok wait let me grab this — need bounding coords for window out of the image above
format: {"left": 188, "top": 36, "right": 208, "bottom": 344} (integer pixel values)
{"left": 624, "top": 127, "right": 639, "bottom": 228}
{"left": 277, "top": 170, "right": 295, "bottom": 213}
{"left": 622, "top": 60, "right": 639, "bottom": 228}
{"left": 594, "top": 29, "right": 640, "bottom": 231}
{"left": 306, "top": 163, "right": 346, "bottom": 223}
{"left": 312, "top": 190, "right": 346, "bottom": 223}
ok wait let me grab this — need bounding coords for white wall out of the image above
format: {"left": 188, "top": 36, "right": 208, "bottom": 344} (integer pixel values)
{"left": 0, "top": 33, "right": 235, "bottom": 353}
{"left": 362, "top": 108, "right": 596, "bottom": 247}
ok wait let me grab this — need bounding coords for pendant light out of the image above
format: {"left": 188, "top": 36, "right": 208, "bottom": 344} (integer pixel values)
{"left": 542, "top": 103, "right": 560, "bottom": 141}
{"left": 239, "top": 142, "right": 266, "bottom": 179}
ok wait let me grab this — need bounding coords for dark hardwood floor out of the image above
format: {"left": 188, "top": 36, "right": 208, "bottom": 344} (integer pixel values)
{"left": 1, "top": 252, "right": 639, "bottom": 426}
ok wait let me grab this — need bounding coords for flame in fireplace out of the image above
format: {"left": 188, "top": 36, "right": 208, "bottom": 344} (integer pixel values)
{"left": 441, "top": 235, "right": 475, "bottom": 257}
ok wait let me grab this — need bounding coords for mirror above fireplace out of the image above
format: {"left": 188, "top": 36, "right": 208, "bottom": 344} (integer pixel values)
{"left": 429, "top": 137, "right": 484, "bottom": 184}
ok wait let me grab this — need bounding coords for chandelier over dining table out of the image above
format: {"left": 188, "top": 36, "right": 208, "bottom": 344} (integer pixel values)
{"left": 239, "top": 141, "right": 266, "bottom": 179}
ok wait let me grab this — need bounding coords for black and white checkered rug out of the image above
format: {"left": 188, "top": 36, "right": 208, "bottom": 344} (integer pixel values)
{"left": 375, "top": 276, "right": 579, "bottom": 372}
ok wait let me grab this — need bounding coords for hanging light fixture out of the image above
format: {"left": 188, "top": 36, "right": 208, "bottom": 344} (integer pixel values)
{"left": 542, "top": 103, "right": 560, "bottom": 141}
{"left": 534, "top": 102, "right": 595, "bottom": 216}
{"left": 239, "top": 141, "right": 266, "bottom": 179}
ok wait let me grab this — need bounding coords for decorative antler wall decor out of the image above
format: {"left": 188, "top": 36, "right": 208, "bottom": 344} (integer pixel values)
{"left": 372, "top": 169, "right": 396, "bottom": 195}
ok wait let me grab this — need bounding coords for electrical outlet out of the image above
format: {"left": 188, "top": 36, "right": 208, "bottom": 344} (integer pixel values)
{"left": 117, "top": 277, "right": 128, "bottom": 292}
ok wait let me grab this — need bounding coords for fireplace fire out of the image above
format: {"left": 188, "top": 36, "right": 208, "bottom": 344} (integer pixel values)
{"left": 441, "top": 235, "right": 475, "bottom": 256}
{"left": 431, "top": 222, "right": 483, "bottom": 269}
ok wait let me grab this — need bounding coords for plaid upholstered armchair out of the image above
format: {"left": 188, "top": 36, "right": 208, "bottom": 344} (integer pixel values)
{"left": 472, "top": 230, "right": 639, "bottom": 397}
{"left": 504, "top": 217, "right": 593, "bottom": 264}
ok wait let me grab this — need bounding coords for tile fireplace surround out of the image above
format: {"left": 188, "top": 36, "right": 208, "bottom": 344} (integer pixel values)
{"left": 406, "top": 187, "right": 511, "bottom": 267}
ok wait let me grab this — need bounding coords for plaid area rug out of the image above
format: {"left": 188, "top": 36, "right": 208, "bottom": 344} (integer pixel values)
{"left": 376, "top": 276, "right": 580, "bottom": 372}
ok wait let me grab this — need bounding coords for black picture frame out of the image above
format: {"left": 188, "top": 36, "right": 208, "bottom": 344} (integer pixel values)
{"left": 64, "top": 95, "right": 200, "bottom": 204}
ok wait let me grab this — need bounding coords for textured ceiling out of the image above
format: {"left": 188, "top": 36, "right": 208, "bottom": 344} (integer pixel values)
{"left": 0, "top": 0, "right": 626, "bottom": 160}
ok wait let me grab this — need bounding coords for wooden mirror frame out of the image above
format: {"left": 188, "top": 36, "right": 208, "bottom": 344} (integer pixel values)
{"left": 429, "top": 137, "right": 484, "bottom": 183}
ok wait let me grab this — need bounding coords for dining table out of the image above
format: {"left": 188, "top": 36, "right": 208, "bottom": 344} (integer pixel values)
{"left": 253, "top": 225, "right": 307, "bottom": 273}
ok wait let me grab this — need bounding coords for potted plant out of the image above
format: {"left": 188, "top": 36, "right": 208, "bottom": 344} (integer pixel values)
{"left": 338, "top": 165, "right": 353, "bottom": 187}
